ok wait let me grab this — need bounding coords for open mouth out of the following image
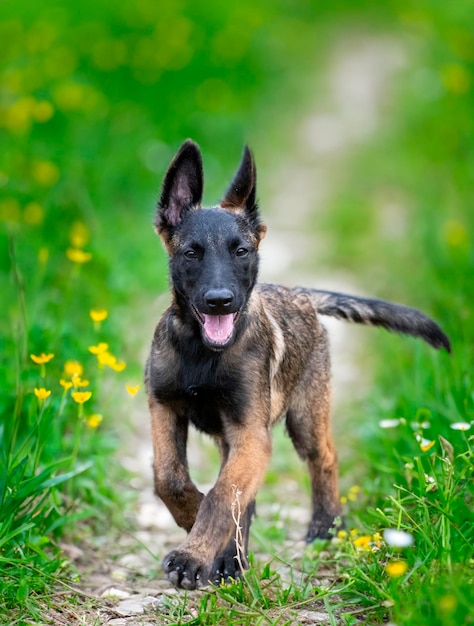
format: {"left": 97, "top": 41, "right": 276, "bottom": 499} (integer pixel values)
{"left": 192, "top": 307, "right": 240, "bottom": 346}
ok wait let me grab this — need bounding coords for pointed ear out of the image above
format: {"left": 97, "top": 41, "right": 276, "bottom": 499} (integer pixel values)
{"left": 221, "top": 146, "right": 266, "bottom": 242}
{"left": 155, "top": 140, "right": 203, "bottom": 234}
{"left": 221, "top": 145, "right": 256, "bottom": 212}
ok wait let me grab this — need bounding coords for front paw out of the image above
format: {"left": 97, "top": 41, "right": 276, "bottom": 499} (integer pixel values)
{"left": 163, "top": 549, "right": 209, "bottom": 590}
{"left": 210, "top": 545, "right": 248, "bottom": 585}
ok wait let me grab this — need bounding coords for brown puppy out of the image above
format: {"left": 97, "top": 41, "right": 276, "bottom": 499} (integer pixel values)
{"left": 145, "top": 140, "right": 450, "bottom": 590}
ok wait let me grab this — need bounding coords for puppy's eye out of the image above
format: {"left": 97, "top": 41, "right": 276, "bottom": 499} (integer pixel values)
{"left": 184, "top": 249, "right": 198, "bottom": 260}
{"left": 235, "top": 247, "right": 249, "bottom": 258}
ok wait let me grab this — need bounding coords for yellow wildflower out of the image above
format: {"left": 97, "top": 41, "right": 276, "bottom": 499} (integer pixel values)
{"left": 64, "top": 360, "right": 83, "bottom": 377}
{"left": 419, "top": 438, "right": 435, "bottom": 452}
{"left": 0, "top": 198, "right": 21, "bottom": 223}
{"left": 72, "top": 375, "right": 90, "bottom": 389}
{"left": 87, "top": 414, "right": 103, "bottom": 428}
{"left": 89, "top": 309, "right": 108, "bottom": 323}
{"left": 353, "top": 535, "right": 372, "bottom": 550}
{"left": 126, "top": 384, "right": 140, "bottom": 396}
{"left": 60, "top": 379, "right": 73, "bottom": 391}
{"left": 70, "top": 221, "right": 89, "bottom": 248}
{"left": 34, "top": 387, "right": 51, "bottom": 401}
{"left": 38, "top": 248, "right": 49, "bottom": 264}
{"left": 439, "top": 594, "right": 458, "bottom": 613}
{"left": 385, "top": 560, "right": 408, "bottom": 577}
{"left": 31, "top": 160, "right": 60, "bottom": 186}
{"left": 110, "top": 360, "right": 126, "bottom": 372}
{"left": 340, "top": 496, "right": 348, "bottom": 504}
{"left": 23, "top": 202, "right": 44, "bottom": 226}
{"left": 71, "top": 391, "right": 92, "bottom": 404}
{"left": 30, "top": 353, "right": 54, "bottom": 364}
{"left": 66, "top": 248, "right": 92, "bottom": 264}
{"left": 348, "top": 485, "right": 360, "bottom": 501}
{"left": 89, "top": 342, "right": 109, "bottom": 355}
{"left": 337, "top": 530, "right": 348, "bottom": 540}
{"left": 441, "top": 63, "right": 471, "bottom": 95}
{"left": 97, "top": 351, "right": 117, "bottom": 367}
{"left": 32, "top": 100, "right": 54, "bottom": 123}
{"left": 443, "top": 219, "right": 468, "bottom": 248}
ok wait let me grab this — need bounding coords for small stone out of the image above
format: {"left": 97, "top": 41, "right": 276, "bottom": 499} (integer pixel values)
{"left": 100, "top": 587, "right": 131, "bottom": 599}
{"left": 115, "top": 595, "right": 159, "bottom": 616}
{"left": 117, "top": 553, "right": 145, "bottom": 569}
{"left": 297, "top": 609, "right": 331, "bottom": 623}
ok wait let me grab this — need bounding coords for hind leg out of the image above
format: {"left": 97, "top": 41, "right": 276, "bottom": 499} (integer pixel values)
{"left": 286, "top": 368, "right": 342, "bottom": 541}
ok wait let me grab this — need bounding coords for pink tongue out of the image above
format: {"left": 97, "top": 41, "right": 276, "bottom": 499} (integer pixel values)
{"left": 203, "top": 314, "right": 234, "bottom": 343}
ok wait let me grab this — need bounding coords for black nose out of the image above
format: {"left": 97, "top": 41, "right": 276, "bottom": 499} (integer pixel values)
{"left": 205, "top": 289, "right": 234, "bottom": 313}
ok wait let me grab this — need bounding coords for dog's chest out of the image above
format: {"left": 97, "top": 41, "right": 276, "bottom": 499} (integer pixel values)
{"left": 152, "top": 357, "right": 247, "bottom": 436}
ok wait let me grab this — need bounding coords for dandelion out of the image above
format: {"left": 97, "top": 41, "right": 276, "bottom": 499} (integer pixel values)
{"left": 66, "top": 248, "right": 92, "bottom": 264}
{"left": 353, "top": 535, "right": 372, "bottom": 551}
{"left": 89, "top": 342, "right": 109, "bottom": 355}
{"left": 385, "top": 560, "right": 408, "bottom": 577}
{"left": 59, "top": 379, "right": 73, "bottom": 391}
{"left": 450, "top": 422, "right": 471, "bottom": 431}
{"left": 383, "top": 529, "right": 414, "bottom": 548}
{"left": 126, "top": 384, "right": 140, "bottom": 397}
{"left": 34, "top": 387, "right": 51, "bottom": 402}
{"left": 87, "top": 414, "right": 103, "bottom": 428}
{"left": 337, "top": 530, "right": 348, "bottom": 540}
{"left": 89, "top": 309, "right": 108, "bottom": 330}
{"left": 340, "top": 495, "right": 347, "bottom": 504}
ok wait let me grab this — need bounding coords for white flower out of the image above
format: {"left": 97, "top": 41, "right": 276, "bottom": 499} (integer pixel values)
{"left": 449, "top": 422, "right": 471, "bottom": 431}
{"left": 383, "top": 529, "right": 414, "bottom": 548}
{"left": 410, "top": 421, "right": 431, "bottom": 430}
{"left": 379, "top": 419, "right": 401, "bottom": 429}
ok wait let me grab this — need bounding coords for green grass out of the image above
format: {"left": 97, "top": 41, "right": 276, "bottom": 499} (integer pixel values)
{"left": 1, "top": 0, "right": 473, "bottom": 623}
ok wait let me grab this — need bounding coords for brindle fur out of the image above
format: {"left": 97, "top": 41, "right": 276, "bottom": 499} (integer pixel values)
{"left": 145, "top": 140, "right": 450, "bottom": 590}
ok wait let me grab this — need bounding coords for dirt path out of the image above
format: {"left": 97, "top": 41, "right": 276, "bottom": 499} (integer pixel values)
{"left": 63, "top": 34, "right": 406, "bottom": 626}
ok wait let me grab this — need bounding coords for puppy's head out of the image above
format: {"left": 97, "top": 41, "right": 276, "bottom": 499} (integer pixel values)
{"left": 155, "top": 140, "right": 266, "bottom": 349}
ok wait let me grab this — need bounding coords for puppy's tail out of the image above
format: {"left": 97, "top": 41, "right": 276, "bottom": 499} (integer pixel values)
{"left": 300, "top": 288, "right": 451, "bottom": 352}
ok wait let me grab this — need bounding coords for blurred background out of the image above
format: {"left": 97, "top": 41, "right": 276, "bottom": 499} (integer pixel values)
{"left": 0, "top": 0, "right": 473, "bottom": 620}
